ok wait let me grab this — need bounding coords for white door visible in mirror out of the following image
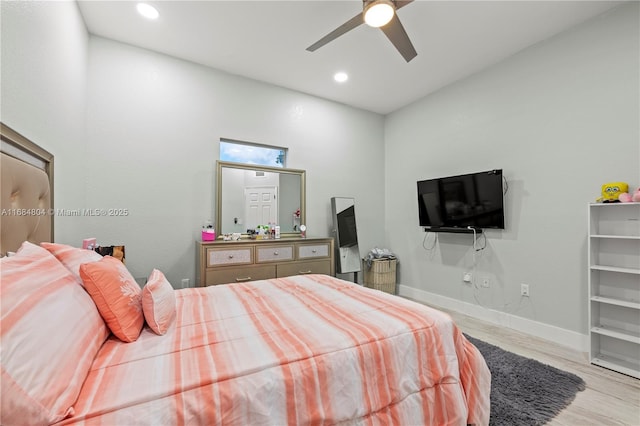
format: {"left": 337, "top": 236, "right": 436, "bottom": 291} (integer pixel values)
{"left": 244, "top": 186, "right": 278, "bottom": 230}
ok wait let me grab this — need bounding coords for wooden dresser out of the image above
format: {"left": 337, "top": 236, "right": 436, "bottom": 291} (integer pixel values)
{"left": 196, "top": 237, "right": 334, "bottom": 287}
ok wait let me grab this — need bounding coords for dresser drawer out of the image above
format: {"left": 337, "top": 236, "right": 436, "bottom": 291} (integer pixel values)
{"left": 297, "top": 243, "right": 330, "bottom": 259}
{"left": 277, "top": 259, "right": 332, "bottom": 277}
{"left": 207, "top": 247, "right": 253, "bottom": 267}
{"left": 205, "top": 265, "right": 275, "bottom": 286}
{"left": 256, "top": 245, "right": 294, "bottom": 263}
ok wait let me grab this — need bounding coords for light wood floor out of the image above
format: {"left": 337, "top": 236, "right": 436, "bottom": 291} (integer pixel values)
{"left": 424, "top": 304, "right": 640, "bottom": 425}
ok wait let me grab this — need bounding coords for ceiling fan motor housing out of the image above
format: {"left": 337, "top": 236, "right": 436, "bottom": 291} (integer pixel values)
{"left": 363, "top": 0, "right": 396, "bottom": 28}
{"left": 363, "top": 0, "right": 395, "bottom": 9}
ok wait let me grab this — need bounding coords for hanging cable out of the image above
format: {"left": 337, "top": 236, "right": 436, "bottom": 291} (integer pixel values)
{"left": 423, "top": 230, "right": 438, "bottom": 251}
{"left": 475, "top": 231, "right": 487, "bottom": 251}
{"left": 469, "top": 227, "right": 477, "bottom": 265}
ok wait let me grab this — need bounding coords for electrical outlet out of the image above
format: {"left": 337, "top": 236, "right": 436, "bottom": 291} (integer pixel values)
{"left": 181, "top": 278, "right": 190, "bottom": 288}
{"left": 482, "top": 277, "right": 490, "bottom": 288}
{"left": 463, "top": 272, "right": 472, "bottom": 283}
{"left": 521, "top": 283, "right": 530, "bottom": 297}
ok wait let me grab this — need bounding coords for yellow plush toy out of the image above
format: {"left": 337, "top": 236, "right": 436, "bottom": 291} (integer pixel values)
{"left": 598, "top": 182, "right": 629, "bottom": 202}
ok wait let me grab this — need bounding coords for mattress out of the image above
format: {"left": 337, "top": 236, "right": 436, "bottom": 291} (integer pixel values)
{"left": 57, "top": 274, "right": 490, "bottom": 425}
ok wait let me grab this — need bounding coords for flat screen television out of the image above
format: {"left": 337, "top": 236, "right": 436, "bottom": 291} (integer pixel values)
{"left": 336, "top": 205, "right": 358, "bottom": 247}
{"left": 417, "top": 169, "right": 504, "bottom": 232}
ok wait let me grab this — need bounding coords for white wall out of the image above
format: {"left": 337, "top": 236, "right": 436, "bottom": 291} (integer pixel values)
{"left": 1, "top": 1, "right": 385, "bottom": 286}
{"left": 385, "top": 3, "right": 639, "bottom": 345}
{"left": 82, "top": 37, "right": 385, "bottom": 285}
{"left": 1, "top": 0, "right": 89, "bottom": 241}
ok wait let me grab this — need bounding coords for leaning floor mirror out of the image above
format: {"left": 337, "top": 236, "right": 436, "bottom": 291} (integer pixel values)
{"left": 331, "top": 197, "right": 361, "bottom": 281}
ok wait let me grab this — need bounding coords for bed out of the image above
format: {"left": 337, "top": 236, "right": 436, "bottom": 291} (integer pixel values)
{"left": 0, "top": 123, "right": 490, "bottom": 426}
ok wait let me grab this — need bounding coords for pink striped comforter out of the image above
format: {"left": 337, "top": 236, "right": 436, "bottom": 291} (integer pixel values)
{"left": 58, "top": 274, "right": 490, "bottom": 425}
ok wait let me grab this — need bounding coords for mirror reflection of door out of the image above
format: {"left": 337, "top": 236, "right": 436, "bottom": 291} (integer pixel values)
{"left": 331, "top": 197, "right": 361, "bottom": 276}
{"left": 244, "top": 186, "right": 278, "bottom": 230}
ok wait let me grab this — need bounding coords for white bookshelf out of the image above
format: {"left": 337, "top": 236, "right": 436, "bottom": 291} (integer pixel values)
{"left": 588, "top": 202, "right": 640, "bottom": 378}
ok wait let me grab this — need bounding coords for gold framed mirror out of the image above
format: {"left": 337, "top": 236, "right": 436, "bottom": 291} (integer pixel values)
{"left": 216, "top": 161, "right": 306, "bottom": 238}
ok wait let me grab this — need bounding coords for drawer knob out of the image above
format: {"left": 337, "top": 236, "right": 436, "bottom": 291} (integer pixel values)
{"left": 312, "top": 249, "right": 317, "bottom": 253}
{"left": 273, "top": 251, "right": 279, "bottom": 255}
{"left": 235, "top": 276, "right": 252, "bottom": 282}
{"left": 228, "top": 255, "right": 234, "bottom": 259}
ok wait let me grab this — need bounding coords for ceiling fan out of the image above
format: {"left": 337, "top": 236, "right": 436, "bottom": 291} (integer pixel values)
{"left": 306, "top": 0, "right": 417, "bottom": 62}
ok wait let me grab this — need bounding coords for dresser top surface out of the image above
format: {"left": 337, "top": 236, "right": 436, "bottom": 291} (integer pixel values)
{"left": 198, "top": 236, "right": 333, "bottom": 247}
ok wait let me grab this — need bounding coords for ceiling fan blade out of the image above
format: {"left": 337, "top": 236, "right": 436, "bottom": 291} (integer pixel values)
{"left": 380, "top": 13, "right": 417, "bottom": 62}
{"left": 306, "top": 13, "right": 364, "bottom": 52}
{"left": 394, "top": 0, "right": 414, "bottom": 10}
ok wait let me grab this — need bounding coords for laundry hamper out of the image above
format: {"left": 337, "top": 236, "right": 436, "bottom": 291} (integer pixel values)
{"left": 364, "top": 258, "right": 397, "bottom": 295}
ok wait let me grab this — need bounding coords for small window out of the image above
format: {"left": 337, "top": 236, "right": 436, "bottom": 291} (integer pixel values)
{"left": 220, "top": 139, "right": 286, "bottom": 167}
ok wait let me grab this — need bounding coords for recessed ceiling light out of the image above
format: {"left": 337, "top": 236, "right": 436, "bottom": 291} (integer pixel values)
{"left": 334, "top": 72, "right": 349, "bottom": 83}
{"left": 137, "top": 3, "right": 159, "bottom": 20}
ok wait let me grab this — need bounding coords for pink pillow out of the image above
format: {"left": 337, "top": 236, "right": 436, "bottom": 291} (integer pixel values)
{"left": 0, "top": 242, "right": 109, "bottom": 425}
{"left": 40, "top": 242, "right": 103, "bottom": 284}
{"left": 142, "top": 269, "right": 177, "bottom": 335}
{"left": 80, "top": 256, "right": 144, "bottom": 342}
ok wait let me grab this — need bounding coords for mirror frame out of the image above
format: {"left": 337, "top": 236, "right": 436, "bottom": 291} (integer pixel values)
{"left": 216, "top": 161, "right": 306, "bottom": 238}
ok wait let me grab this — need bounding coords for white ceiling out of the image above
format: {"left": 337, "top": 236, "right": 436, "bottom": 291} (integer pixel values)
{"left": 77, "top": 0, "right": 624, "bottom": 115}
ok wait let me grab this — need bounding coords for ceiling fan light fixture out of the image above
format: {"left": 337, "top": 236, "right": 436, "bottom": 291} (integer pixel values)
{"left": 364, "top": 0, "right": 395, "bottom": 28}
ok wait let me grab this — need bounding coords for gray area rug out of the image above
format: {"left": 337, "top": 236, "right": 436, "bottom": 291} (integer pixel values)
{"left": 465, "top": 334, "right": 586, "bottom": 426}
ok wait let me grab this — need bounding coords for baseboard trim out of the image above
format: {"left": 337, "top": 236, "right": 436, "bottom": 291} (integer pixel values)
{"left": 398, "top": 284, "right": 589, "bottom": 353}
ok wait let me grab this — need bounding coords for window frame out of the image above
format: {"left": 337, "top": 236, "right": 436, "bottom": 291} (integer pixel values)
{"left": 219, "top": 138, "right": 287, "bottom": 168}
